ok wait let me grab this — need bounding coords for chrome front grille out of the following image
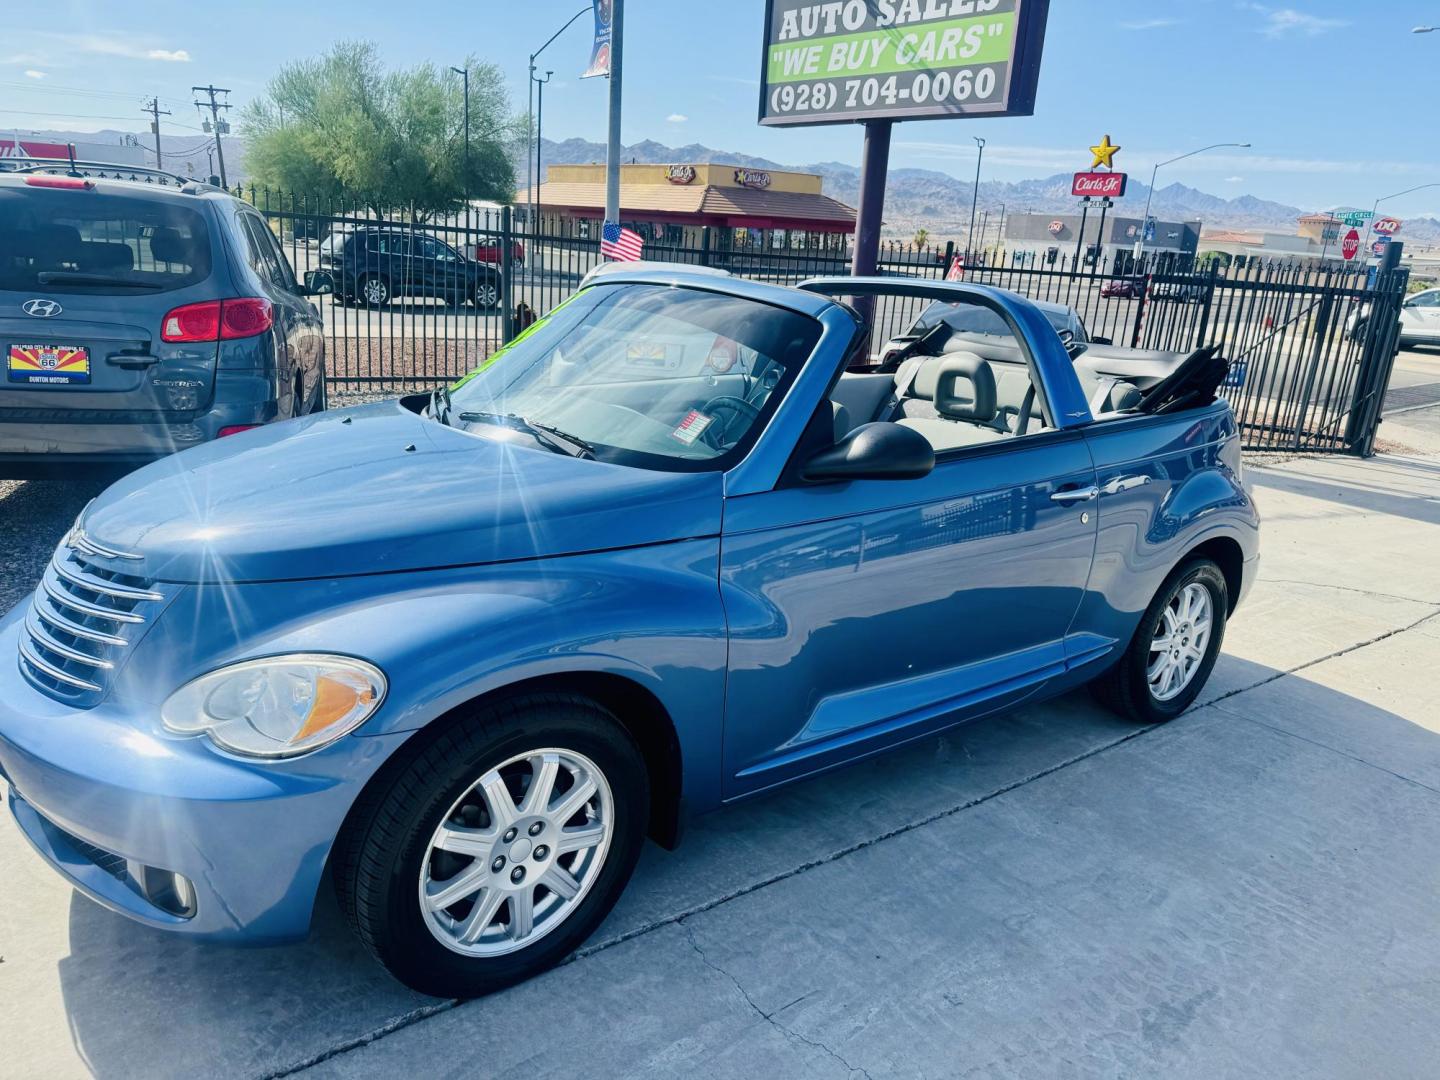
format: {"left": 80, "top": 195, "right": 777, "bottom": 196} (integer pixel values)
{"left": 18, "top": 525, "right": 162, "bottom": 702}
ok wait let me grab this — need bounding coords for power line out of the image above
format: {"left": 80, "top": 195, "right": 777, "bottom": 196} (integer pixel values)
{"left": 0, "top": 106, "right": 207, "bottom": 132}
{"left": 0, "top": 80, "right": 187, "bottom": 109}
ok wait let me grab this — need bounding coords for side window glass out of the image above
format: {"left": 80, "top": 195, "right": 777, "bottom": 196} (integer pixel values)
{"left": 258, "top": 221, "right": 297, "bottom": 290}
{"left": 239, "top": 214, "right": 284, "bottom": 289}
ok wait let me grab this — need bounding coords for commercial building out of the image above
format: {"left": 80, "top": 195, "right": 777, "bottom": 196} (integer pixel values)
{"left": 526, "top": 163, "right": 856, "bottom": 251}
{"left": 0, "top": 135, "right": 147, "bottom": 171}
{"left": 1199, "top": 214, "right": 1346, "bottom": 265}
{"left": 1003, "top": 211, "right": 1201, "bottom": 266}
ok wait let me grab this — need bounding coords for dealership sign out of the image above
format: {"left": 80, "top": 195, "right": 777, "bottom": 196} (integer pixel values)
{"left": 758, "top": 0, "right": 1051, "bottom": 126}
{"left": 1072, "top": 171, "right": 1126, "bottom": 198}
{"left": 1373, "top": 216, "right": 1402, "bottom": 236}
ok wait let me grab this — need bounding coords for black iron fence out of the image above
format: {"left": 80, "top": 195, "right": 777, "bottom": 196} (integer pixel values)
{"left": 245, "top": 186, "right": 1409, "bottom": 455}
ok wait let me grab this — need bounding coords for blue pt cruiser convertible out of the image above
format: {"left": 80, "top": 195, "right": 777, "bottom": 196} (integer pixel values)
{"left": 0, "top": 273, "right": 1258, "bottom": 996}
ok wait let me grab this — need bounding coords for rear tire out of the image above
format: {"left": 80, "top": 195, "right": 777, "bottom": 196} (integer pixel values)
{"left": 471, "top": 279, "right": 500, "bottom": 310}
{"left": 1092, "top": 559, "right": 1228, "bottom": 724}
{"left": 333, "top": 694, "right": 649, "bottom": 998}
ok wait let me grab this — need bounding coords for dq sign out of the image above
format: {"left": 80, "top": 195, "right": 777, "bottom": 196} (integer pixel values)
{"left": 1373, "top": 216, "right": 1402, "bottom": 236}
{"left": 1047, "top": 220, "right": 1065, "bottom": 235}
{"left": 1072, "top": 171, "right": 1127, "bottom": 198}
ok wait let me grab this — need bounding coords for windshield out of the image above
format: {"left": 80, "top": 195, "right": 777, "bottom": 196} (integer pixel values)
{"left": 446, "top": 283, "right": 823, "bottom": 470}
{"left": 913, "top": 300, "right": 1082, "bottom": 342}
{"left": 0, "top": 187, "right": 212, "bottom": 293}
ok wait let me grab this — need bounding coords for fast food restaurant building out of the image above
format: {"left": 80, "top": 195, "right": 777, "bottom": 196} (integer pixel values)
{"left": 526, "top": 163, "right": 857, "bottom": 251}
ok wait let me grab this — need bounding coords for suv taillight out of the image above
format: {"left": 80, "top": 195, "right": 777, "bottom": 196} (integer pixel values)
{"left": 161, "top": 298, "right": 272, "bottom": 342}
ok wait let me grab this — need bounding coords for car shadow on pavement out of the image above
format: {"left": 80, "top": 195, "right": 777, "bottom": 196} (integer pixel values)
{"left": 1250, "top": 461, "right": 1440, "bottom": 526}
{"left": 0, "top": 480, "right": 109, "bottom": 613}
{"left": 50, "top": 653, "right": 1440, "bottom": 1079}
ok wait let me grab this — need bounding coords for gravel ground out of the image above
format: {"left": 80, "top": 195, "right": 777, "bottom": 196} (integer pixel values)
{"left": 0, "top": 478, "right": 107, "bottom": 614}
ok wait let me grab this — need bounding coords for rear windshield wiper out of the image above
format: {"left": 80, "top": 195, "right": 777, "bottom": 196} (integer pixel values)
{"left": 457, "top": 411, "right": 595, "bottom": 459}
{"left": 34, "top": 272, "right": 162, "bottom": 289}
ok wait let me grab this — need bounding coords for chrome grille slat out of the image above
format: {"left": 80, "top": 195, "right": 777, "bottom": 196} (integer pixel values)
{"left": 51, "top": 555, "right": 163, "bottom": 602}
{"left": 24, "top": 613, "right": 115, "bottom": 669}
{"left": 32, "top": 602, "right": 129, "bottom": 647}
{"left": 18, "top": 637, "right": 103, "bottom": 692}
{"left": 40, "top": 575, "right": 145, "bottom": 624}
{"left": 20, "top": 520, "right": 161, "bottom": 700}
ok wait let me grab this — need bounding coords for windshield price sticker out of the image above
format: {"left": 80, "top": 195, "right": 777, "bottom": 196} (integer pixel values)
{"left": 672, "top": 410, "right": 715, "bottom": 445}
{"left": 760, "top": 0, "right": 1047, "bottom": 126}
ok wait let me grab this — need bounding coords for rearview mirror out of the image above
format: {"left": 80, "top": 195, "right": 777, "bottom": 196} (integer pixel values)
{"left": 801, "top": 422, "right": 935, "bottom": 483}
{"left": 302, "top": 270, "right": 334, "bottom": 296}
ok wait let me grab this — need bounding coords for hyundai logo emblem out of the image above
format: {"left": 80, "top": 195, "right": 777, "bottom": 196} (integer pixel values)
{"left": 22, "top": 299, "right": 63, "bottom": 318}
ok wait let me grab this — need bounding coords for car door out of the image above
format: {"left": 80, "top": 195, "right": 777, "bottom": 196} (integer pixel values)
{"left": 719, "top": 399, "right": 1099, "bottom": 799}
{"left": 236, "top": 211, "right": 317, "bottom": 416}
{"left": 1401, "top": 289, "right": 1440, "bottom": 343}
{"left": 249, "top": 213, "right": 324, "bottom": 410}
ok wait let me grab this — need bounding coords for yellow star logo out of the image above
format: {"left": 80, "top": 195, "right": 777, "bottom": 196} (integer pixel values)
{"left": 1089, "top": 134, "right": 1121, "bottom": 170}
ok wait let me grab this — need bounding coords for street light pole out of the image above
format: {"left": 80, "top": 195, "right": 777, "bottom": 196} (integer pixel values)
{"left": 534, "top": 70, "right": 553, "bottom": 235}
{"left": 1135, "top": 141, "right": 1250, "bottom": 266}
{"left": 968, "top": 136, "right": 985, "bottom": 261}
{"left": 526, "top": 6, "right": 590, "bottom": 245}
{"left": 451, "top": 66, "right": 470, "bottom": 231}
{"left": 1366, "top": 182, "right": 1440, "bottom": 249}
{"left": 605, "top": 0, "right": 624, "bottom": 228}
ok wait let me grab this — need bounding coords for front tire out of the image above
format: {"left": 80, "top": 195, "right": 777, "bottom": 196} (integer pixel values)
{"left": 1092, "top": 559, "right": 1228, "bottom": 724}
{"left": 334, "top": 694, "right": 649, "bottom": 998}
{"left": 359, "top": 274, "right": 391, "bottom": 307}
{"left": 471, "top": 279, "right": 500, "bottom": 310}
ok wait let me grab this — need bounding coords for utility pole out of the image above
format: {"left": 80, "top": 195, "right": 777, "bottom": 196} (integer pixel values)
{"left": 143, "top": 97, "right": 171, "bottom": 170}
{"left": 604, "top": 0, "right": 625, "bottom": 228}
{"left": 192, "top": 84, "right": 231, "bottom": 187}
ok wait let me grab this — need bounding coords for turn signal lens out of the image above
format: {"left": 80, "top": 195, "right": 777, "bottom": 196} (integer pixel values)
{"left": 161, "top": 298, "right": 272, "bottom": 343}
{"left": 161, "top": 654, "right": 386, "bottom": 759}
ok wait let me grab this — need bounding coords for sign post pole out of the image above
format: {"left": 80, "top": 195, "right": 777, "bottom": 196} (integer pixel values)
{"left": 1073, "top": 198, "right": 1090, "bottom": 269}
{"left": 850, "top": 120, "right": 893, "bottom": 278}
{"left": 605, "top": 0, "right": 624, "bottom": 228}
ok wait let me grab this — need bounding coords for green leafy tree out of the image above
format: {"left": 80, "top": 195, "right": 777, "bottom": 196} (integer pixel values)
{"left": 912, "top": 227, "right": 930, "bottom": 250}
{"left": 242, "top": 41, "right": 520, "bottom": 216}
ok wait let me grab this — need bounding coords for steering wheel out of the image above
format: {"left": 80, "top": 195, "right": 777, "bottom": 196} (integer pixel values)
{"left": 699, "top": 395, "right": 760, "bottom": 449}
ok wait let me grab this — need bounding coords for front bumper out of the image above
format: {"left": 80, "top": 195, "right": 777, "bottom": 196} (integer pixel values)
{"left": 0, "top": 614, "right": 410, "bottom": 942}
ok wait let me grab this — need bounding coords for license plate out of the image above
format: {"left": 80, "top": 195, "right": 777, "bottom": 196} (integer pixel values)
{"left": 7, "top": 344, "right": 91, "bottom": 385}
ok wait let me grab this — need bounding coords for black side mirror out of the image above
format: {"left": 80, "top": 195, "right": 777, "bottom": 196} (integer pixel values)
{"left": 303, "top": 270, "right": 334, "bottom": 296}
{"left": 801, "top": 422, "right": 935, "bottom": 483}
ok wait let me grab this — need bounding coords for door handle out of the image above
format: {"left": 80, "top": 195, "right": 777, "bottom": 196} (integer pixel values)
{"left": 1101, "top": 475, "right": 1152, "bottom": 495}
{"left": 1051, "top": 485, "right": 1099, "bottom": 504}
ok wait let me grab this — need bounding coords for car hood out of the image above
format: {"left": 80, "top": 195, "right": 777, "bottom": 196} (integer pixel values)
{"left": 81, "top": 401, "right": 723, "bottom": 583}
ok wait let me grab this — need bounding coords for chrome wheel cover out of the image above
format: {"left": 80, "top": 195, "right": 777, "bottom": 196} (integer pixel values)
{"left": 363, "top": 278, "right": 387, "bottom": 304}
{"left": 475, "top": 283, "right": 498, "bottom": 307}
{"left": 419, "top": 748, "right": 613, "bottom": 958}
{"left": 1148, "top": 582, "right": 1213, "bottom": 702}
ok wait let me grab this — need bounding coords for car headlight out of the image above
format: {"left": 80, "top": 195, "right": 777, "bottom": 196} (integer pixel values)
{"left": 161, "top": 654, "right": 386, "bottom": 759}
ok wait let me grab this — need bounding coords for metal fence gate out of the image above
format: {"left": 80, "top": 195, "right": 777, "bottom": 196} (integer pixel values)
{"left": 249, "top": 187, "right": 1410, "bottom": 455}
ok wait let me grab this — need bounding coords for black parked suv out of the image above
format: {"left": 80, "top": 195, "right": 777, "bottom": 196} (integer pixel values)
{"left": 320, "top": 227, "right": 501, "bottom": 309}
{"left": 0, "top": 167, "right": 332, "bottom": 478}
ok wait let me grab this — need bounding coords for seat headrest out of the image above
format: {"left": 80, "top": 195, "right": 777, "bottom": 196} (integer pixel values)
{"left": 933, "top": 354, "right": 997, "bottom": 423}
{"left": 149, "top": 227, "right": 191, "bottom": 265}
{"left": 79, "top": 241, "right": 134, "bottom": 272}
{"left": 831, "top": 400, "right": 852, "bottom": 442}
{"left": 32, "top": 224, "right": 82, "bottom": 265}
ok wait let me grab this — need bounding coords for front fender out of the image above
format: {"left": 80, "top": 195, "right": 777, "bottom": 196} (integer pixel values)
{"left": 122, "top": 540, "right": 729, "bottom": 812}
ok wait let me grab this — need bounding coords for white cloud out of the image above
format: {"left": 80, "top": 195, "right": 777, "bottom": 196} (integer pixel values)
{"left": 666, "top": 113, "right": 688, "bottom": 123}
{"left": 1244, "top": 5, "right": 1348, "bottom": 37}
{"left": 23, "top": 69, "right": 45, "bottom": 79}
{"left": 705, "top": 74, "right": 758, "bottom": 88}
{"left": 38, "top": 33, "right": 192, "bottom": 63}
{"left": 1224, "top": 175, "right": 1245, "bottom": 182}
{"left": 1119, "top": 18, "right": 1179, "bottom": 30}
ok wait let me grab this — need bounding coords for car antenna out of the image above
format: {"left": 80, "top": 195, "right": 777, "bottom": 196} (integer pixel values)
{"left": 66, "top": 142, "right": 81, "bottom": 178}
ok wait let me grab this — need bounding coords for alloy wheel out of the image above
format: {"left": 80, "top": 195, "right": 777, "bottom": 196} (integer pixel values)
{"left": 418, "top": 748, "right": 613, "bottom": 958}
{"left": 363, "top": 278, "right": 388, "bottom": 305}
{"left": 1147, "top": 582, "right": 1213, "bottom": 702}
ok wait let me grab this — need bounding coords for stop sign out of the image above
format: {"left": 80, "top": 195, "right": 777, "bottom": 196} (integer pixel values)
{"left": 1341, "top": 228, "right": 1360, "bottom": 260}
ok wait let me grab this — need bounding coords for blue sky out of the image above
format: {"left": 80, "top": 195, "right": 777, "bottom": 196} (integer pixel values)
{"left": 3, "top": 1, "right": 1439, "bottom": 215}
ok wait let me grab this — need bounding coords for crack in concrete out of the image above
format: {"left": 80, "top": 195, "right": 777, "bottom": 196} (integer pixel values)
{"left": 1256, "top": 578, "right": 1440, "bottom": 606}
{"left": 266, "top": 609, "right": 1440, "bottom": 1078}
{"left": 681, "top": 919, "right": 874, "bottom": 1080}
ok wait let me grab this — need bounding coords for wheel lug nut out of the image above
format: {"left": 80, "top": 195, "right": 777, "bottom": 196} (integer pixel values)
{"left": 533, "top": 845, "right": 549, "bottom": 860}
{"left": 491, "top": 855, "right": 506, "bottom": 872}
{"left": 528, "top": 821, "right": 544, "bottom": 836}
{"left": 502, "top": 827, "right": 518, "bottom": 843}
{"left": 510, "top": 866, "right": 525, "bottom": 884}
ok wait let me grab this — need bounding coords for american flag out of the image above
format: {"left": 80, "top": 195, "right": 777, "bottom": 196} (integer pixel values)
{"left": 600, "top": 221, "right": 644, "bottom": 261}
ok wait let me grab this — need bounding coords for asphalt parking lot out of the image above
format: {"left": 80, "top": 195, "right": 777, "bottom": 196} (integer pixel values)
{"left": 2, "top": 400, "right": 1440, "bottom": 1077}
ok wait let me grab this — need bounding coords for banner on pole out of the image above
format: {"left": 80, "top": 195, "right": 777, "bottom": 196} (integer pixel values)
{"left": 581, "top": 0, "right": 614, "bottom": 79}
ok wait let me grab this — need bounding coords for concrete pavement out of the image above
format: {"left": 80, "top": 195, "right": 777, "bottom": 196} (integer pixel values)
{"left": 2, "top": 448, "right": 1439, "bottom": 1079}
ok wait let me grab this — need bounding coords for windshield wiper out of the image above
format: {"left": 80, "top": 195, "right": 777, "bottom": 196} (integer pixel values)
{"left": 457, "top": 411, "right": 595, "bottom": 459}
{"left": 34, "top": 272, "right": 162, "bottom": 289}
